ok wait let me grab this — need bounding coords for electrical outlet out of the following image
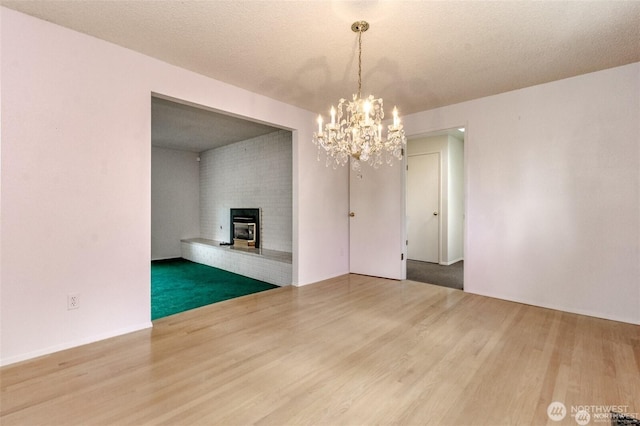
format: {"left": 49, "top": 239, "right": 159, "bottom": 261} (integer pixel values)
{"left": 67, "top": 293, "right": 80, "bottom": 310}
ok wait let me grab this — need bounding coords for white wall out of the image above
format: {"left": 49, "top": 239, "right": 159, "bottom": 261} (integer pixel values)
{"left": 404, "top": 62, "right": 640, "bottom": 325}
{"left": 0, "top": 8, "right": 350, "bottom": 365}
{"left": 151, "top": 147, "right": 200, "bottom": 260}
{"left": 200, "top": 130, "right": 292, "bottom": 252}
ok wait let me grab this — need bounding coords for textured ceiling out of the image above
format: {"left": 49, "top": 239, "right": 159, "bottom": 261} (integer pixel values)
{"left": 3, "top": 1, "right": 639, "bottom": 150}
{"left": 151, "top": 97, "right": 281, "bottom": 152}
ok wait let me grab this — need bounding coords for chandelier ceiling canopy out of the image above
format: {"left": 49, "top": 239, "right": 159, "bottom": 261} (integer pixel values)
{"left": 312, "top": 21, "right": 406, "bottom": 173}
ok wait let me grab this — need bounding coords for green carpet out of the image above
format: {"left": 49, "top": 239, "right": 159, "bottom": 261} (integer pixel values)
{"left": 151, "top": 258, "right": 278, "bottom": 320}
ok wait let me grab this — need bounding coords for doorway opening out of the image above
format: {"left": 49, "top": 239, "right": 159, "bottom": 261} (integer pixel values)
{"left": 150, "top": 94, "right": 293, "bottom": 319}
{"left": 405, "top": 127, "right": 464, "bottom": 290}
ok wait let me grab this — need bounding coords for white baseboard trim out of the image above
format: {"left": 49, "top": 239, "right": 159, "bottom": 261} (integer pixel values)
{"left": 440, "top": 257, "right": 464, "bottom": 266}
{"left": 151, "top": 256, "right": 181, "bottom": 261}
{"left": 0, "top": 321, "right": 153, "bottom": 367}
{"left": 465, "top": 289, "right": 640, "bottom": 325}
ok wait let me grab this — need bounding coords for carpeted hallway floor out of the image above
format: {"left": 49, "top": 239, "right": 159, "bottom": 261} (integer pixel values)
{"left": 406, "top": 260, "right": 463, "bottom": 290}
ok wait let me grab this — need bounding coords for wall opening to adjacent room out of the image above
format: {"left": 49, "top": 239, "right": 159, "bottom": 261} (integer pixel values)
{"left": 150, "top": 95, "right": 293, "bottom": 318}
{"left": 406, "top": 127, "right": 465, "bottom": 290}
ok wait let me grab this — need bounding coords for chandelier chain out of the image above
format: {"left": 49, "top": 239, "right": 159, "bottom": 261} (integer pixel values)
{"left": 357, "top": 28, "right": 362, "bottom": 99}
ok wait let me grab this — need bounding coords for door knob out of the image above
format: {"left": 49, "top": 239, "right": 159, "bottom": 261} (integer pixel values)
{"left": 433, "top": 212, "right": 438, "bottom": 216}
{"left": 349, "top": 212, "right": 355, "bottom": 217}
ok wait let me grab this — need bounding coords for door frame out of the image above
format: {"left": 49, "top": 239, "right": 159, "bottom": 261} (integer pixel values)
{"left": 404, "top": 126, "right": 466, "bottom": 276}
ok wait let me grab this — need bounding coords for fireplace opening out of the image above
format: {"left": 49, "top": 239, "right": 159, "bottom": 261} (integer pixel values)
{"left": 234, "top": 222, "right": 255, "bottom": 242}
{"left": 230, "top": 208, "right": 260, "bottom": 248}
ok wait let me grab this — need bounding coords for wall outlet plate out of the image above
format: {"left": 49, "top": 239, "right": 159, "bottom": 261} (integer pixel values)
{"left": 67, "top": 293, "right": 80, "bottom": 310}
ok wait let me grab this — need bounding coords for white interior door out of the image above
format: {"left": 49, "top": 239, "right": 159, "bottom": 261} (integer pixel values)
{"left": 407, "top": 153, "right": 439, "bottom": 263}
{"left": 349, "top": 160, "right": 405, "bottom": 280}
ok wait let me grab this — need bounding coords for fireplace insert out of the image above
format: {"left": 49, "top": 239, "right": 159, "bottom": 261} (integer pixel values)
{"left": 230, "top": 208, "right": 260, "bottom": 248}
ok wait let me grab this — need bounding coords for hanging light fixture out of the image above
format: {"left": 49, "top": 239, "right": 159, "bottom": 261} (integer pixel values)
{"left": 312, "top": 20, "right": 406, "bottom": 173}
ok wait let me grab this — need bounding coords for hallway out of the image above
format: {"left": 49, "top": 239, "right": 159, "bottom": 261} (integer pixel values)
{"left": 406, "top": 260, "right": 463, "bottom": 290}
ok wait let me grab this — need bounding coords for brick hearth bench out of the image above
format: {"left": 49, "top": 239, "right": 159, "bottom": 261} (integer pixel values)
{"left": 181, "top": 238, "right": 292, "bottom": 286}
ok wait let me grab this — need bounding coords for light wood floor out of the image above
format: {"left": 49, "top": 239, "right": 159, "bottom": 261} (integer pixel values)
{"left": 2, "top": 274, "right": 639, "bottom": 425}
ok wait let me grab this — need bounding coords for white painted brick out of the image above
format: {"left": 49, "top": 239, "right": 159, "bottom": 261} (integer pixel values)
{"left": 181, "top": 241, "right": 292, "bottom": 286}
{"left": 200, "top": 130, "right": 292, "bottom": 253}
{"left": 190, "top": 130, "right": 293, "bottom": 285}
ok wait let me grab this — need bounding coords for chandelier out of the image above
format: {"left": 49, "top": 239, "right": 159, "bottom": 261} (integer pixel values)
{"left": 312, "top": 21, "right": 406, "bottom": 173}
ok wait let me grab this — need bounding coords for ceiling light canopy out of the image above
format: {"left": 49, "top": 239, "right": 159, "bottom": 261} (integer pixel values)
{"left": 313, "top": 21, "right": 406, "bottom": 173}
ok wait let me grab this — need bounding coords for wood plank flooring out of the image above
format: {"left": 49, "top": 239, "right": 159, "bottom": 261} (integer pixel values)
{"left": 1, "top": 274, "right": 639, "bottom": 425}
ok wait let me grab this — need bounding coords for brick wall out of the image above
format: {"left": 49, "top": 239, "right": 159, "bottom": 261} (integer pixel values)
{"left": 200, "top": 130, "right": 292, "bottom": 253}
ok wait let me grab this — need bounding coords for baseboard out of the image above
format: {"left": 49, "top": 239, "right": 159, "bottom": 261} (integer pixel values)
{"left": 440, "top": 257, "right": 463, "bottom": 266}
{"left": 295, "top": 271, "right": 351, "bottom": 287}
{"left": 465, "top": 289, "right": 640, "bottom": 325}
{"left": 151, "top": 256, "right": 181, "bottom": 261}
{"left": 0, "top": 321, "right": 153, "bottom": 367}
